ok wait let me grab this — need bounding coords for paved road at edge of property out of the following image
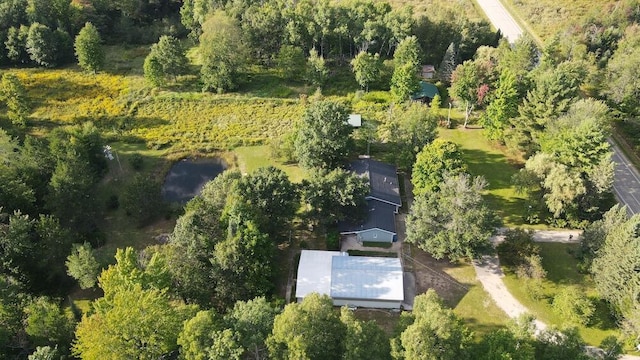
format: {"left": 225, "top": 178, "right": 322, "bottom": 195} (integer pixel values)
{"left": 610, "top": 140, "right": 640, "bottom": 215}
{"left": 474, "top": 0, "right": 523, "bottom": 43}
{"left": 476, "top": 1, "right": 640, "bottom": 216}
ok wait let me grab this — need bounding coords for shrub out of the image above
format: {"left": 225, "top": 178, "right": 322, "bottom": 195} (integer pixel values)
{"left": 497, "top": 228, "right": 538, "bottom": 268}
{"left": 106, "top": 194, "right": 119, "bottom": 210}
{"left": 121, "top": 174, "right": 165, "bottom": 227}
{"left": 552, "top": 286, "right": 595, "bottom": 326}
{"left": 326, "top": 231, "right": 340, "bottom": 250}
{"left": 129, "top": 153, "right": 143, "bottom": 170}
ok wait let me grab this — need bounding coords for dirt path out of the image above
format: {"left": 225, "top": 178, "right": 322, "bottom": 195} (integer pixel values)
{"left": 475, "top": 230, "right": 640, "bottom": 360}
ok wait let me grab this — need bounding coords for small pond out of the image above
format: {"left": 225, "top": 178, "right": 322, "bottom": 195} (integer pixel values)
{"left": 162, "top": 158, "right": 226, "bottom": 203}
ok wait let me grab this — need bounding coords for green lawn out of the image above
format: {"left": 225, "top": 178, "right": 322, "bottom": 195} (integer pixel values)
{"left": 445, "top": 262, "right": 511, "bottom": 339}
{"left": 502, "top": 243, "right": 621, "bottom": 347}
{"left": 438, "top": 128, "right": 542, "bottom": 228}
{"left": 234, "top": 145, "right": 308, "bottom": 182}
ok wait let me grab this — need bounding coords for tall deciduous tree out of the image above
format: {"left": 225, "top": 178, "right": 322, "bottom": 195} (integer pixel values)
{"left": 406, "top": 173, "right": 498, "bottom": 260}
{"left": 390, "top": 62, "right": 419, "bottom": 102}
{"left": 24, "top": 297, "right": 75, "bottom": 348}
{"left": 351, "top": 51, "right": 381, "bottom": 91}
{"left": 591, "top": 206, "right": 640, "bottom": 339}
{"left": 211, "top": 221, "right": 275, "bottom": 306}
{"left": 74, "top": 284, "right": 197, "bottom": 360}
{"left": 393, "top": 35, "right": 422, "bottom": 68}
{"left": 120, "top": 174, "right": 165, "bottom": 227}
{"left": 74, "top": 22, "right": 104, "bottom": 73}
{"left": 380, "top": 102, "right": 438, "bottom": 169}
{"left": 341, "top": 307, "right": 391, "bottom": 360}
{"left": 224, "top": 297, "right": 278, "bottom": 360}
{"left": 450, "top": 60, "right": 480, "bottom": 128}
{"left": 411, "top": 139, "right": 466, "bottom": 195}
{"left": 199, "top": 12, "right": 248, "bottom": 93}
{"left": 233, "top": 166, "right": 299, "bottom": 238}
{"left": 392, "top": 289, "right": 472, "bottom": 359}
{"left": 603, "top": 25, "right": 640, "bottom": 116}
{"left": 144, "top": 35, "right": 188, "bottom": 86}
{"left": 301, "top": 168, "right": 369, "bottom": 225}
{"left": 295, "top": 100, "right": 353, "bottom": 169}
{"left": 275, "top": 45, "right": 305, "bottom": 81}
{"left": 5, "top": 25, "right": 30, "bottom": 64}
{"left": 0, "top": 73, "right": 30, "bottom": 127}
{"left": 306, "top": 47, "right": 328, "bottom": 87}
{"left": 514, "top": 99, "right": 613, "bottom": 221}
{"left": 178, "top": 310, "right": 224, "bottom": 360}
{"left": 26, "top": 23, "right": 69, "bottom": 67}
{"left": 267, "top": 293, "right": 346, "bottom": 359}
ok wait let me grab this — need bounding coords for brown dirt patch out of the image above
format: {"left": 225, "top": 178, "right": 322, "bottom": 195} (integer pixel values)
{"left": 405, "top": 245, "right": 470, "bottom": 308}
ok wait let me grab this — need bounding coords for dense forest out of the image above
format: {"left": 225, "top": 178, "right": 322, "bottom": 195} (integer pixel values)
{"left": 1, "top": 0, "right": 640, "bottom": 358}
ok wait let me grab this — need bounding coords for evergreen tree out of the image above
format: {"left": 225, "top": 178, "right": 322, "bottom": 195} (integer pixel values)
{"left": 439, "top": 42, "right": 457, "bottom": 83}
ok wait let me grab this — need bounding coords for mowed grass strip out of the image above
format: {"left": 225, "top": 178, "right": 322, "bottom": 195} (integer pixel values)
{"left": 234, "top": 145, "right": 307, "bottom": 183}
{"left": 438, "top": 128, "right": 534, "bottom": 227}
{"left": 502, "top": 243, "right": 621, "bottom": 347}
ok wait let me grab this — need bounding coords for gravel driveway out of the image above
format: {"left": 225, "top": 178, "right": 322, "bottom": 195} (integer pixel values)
{"left": 475, "top": 230, "right": 640, "bottom": 359}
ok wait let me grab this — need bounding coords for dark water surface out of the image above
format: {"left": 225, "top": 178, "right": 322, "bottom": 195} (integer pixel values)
{"left": 162, "top": 158, "right": 226, "bottom": 203}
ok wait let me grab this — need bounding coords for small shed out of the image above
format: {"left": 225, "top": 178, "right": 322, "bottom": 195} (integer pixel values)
{"left": 348, "top": 114, "right": 362, "bottom": 128}
{"left": 412, "top": 81, "right": 440, "bottom": 104}
{"left": 421, "top": 65, "right": 436, "bottom": 79}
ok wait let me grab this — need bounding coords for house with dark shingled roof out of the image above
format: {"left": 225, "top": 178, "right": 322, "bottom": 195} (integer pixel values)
{"left": 338, "top": 158, "right": 401, "bottom": 243}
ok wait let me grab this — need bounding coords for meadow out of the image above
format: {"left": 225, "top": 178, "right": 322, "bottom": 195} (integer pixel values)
{"left": 501, "top": 0, "right": 619, "bottom": 41}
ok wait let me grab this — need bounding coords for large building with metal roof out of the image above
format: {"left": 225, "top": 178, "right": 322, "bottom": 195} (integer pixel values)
{"left": 295, "top": 250, "right": 404, "bottom": 309}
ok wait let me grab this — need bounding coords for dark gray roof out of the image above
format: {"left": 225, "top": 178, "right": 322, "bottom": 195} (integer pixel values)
{"left": 339, "top": 200, "right": 396, "bottom": 234}
{"left": 349, "top": 159, "right": 401, "bottom": 207}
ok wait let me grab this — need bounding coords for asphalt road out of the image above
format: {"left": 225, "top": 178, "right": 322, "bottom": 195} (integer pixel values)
{"left": 475, "top": 0, "right": 640, "bottom": 216}
{"left": 475, "top": 0, "right": 523, "bottom": 43}
{"left": 610, "top": 140, "right": 640, "bottom": 215}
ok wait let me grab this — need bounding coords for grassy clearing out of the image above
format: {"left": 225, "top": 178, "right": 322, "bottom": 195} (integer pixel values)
{"left": 382, "top": 0, "right": 486, "bottom": 21}
{"left": 234, "top": 145, "right": 307, "bottom": 183}
{"left": 500, "top": 0, "right": 617, "bottom": 41}
{"left": 93, "top": 142, "right": 175, "bottom": 264}
{"left": 502, "top": 243, "right": 621, "bottom": 347}
{"left": 445, "top": 262, "right": 511, "bottom": 339}
{"left": 437, "top": 127, "right": 542, "bottom": 228}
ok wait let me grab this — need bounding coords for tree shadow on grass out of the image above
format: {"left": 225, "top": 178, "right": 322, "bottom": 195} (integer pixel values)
{"left": 483, "top": 193, "right": 528, "bottom": 227}
{"left": 459, "top": 148, "right": 520, "bottom": 191}
{"left": 589, "top": 298, "right": 618, "bottom": 331}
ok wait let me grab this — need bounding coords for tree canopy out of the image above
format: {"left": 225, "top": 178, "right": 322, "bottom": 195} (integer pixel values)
{"left": 295, "top": 100, "right": 353, "bottom": 169}
{"left": 406, "top": 173, "right": 499, "bottom": 260}
{"left": 74, "top": 22, "right": 104, "bottom": 73}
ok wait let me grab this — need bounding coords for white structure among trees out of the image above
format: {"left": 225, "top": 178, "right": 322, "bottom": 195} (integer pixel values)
{"left": 296, "top": 250, "right": 404, "bottom": 309}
